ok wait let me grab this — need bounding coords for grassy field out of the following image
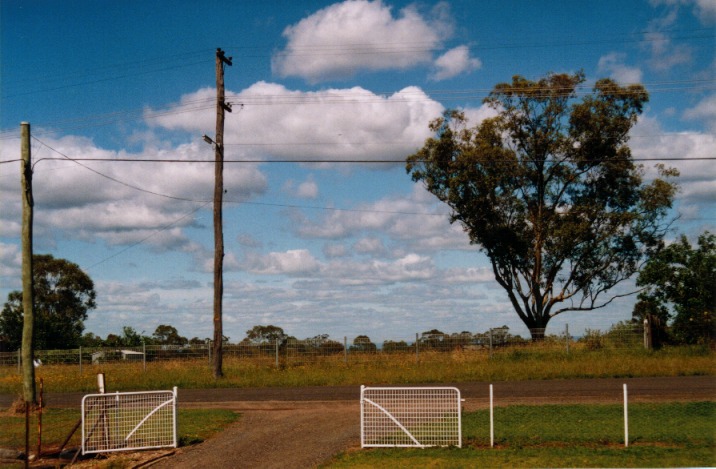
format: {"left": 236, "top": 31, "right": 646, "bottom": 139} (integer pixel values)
{"left": 327, "top": 444, "right": 715, "bottom": 468}
{"left": 2, "top": 402, "right": 712, "bottom": 467}
{"left": 0, "top": 407, "right": 238, "bottom": 465}
{"left": 1, "top": 345, "right": 713, "bottom": 394}
{"left": 1, "top": 345, "right": 713, "bottom": 467}
{"left": 327, "top": 402, "right": 715, "bottom": 468}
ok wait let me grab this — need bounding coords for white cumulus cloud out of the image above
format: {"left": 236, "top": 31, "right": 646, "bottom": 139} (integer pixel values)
{"left": 683, "top": 94, "right": 716, "bottom": 132}
{"left": 631, "top": 115, "right": 716, "bottom": 223}
{"left": 0, "top": 132, "right": 267, "bottom": 253}
{"left": 297, "top": 177, "right": 319, "bottom": 199}
{"left": 430, "top": 45, "right": 481, "bottom": 81}
{"left": 149, "top": 82, "right": 444, "bottom": 164}
{"left": 272, "top": 0, "right": 453, "bottom": 82}
{"left": 598, "top": 52, "right": 643, "bottom": 84}
{"left": 244, "top": 249, "right": 320, "bottom": 275}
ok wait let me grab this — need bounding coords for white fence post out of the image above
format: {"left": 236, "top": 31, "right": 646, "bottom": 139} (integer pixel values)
{"left": 623, "top": 383, "right": 629, "bottom": 447}
{"left": 172, "top": 386, "right": 178, "bottom": 448}
{"left": 97, "top": 373, "right": 106, "bottom": 394}
{"left": 360, "top": 385, "right": 366, "bottom": 448}
{"left": 489, "top": 384, "right": 494, "bottom": 448}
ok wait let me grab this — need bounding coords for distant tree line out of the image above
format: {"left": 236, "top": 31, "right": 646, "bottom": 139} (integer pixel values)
{"left": 77, "top": 324, "right": 202, "bottom": 348}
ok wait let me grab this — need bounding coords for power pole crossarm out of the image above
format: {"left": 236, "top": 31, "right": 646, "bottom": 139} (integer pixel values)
{"left": 217, "top": 48, "right": 233, "bottom": 66}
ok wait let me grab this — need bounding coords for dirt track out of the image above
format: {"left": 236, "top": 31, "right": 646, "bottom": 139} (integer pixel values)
{"left": 151, "top": 401, "right": 359, "bottom": 469}
{"left": 2, "top": 376, "right": 714, "bottom": 468}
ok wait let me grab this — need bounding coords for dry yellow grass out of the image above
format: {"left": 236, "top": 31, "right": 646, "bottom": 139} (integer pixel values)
{"left": 1, "top": 346, "right": 712, "bottom": 394}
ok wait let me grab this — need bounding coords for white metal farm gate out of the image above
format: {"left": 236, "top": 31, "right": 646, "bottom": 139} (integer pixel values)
{"left": 360, "top": 385, "right": 462, "bottom": 448}
{"left": 81, "top": 387, "right": 178, "bottom": 454}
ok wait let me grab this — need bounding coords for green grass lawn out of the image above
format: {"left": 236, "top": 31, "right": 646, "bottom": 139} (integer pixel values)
{"left": 0, "top": 407, "right": 238, "bottom": 453}
{"left": 327, "top": 402, "right": 716, "bottom": 468}
{"left": 3, "top": 402, "right": 711, "bottom": 468}
{"left": 327, "top": 445, "right": 715, "bottom": 468}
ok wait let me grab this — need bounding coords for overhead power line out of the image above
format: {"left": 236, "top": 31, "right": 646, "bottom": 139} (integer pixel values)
{"left": 267, "top": 28, "right": 715, "bottom": 56}
{"left": 2, "top": 48, "right": 215, "bottom": 98}
{"left": 85, "top": 201, "right": 212, "bottom": 271}
{"left": 3, "top": 135, "right": 712, "bottom": 273}
{"left": 29, "top": 138, "right": 205, "bottom": 202}
{"left": 2, "top": 59, "right": 213, "bottom": 99}
{"left": 15, "top": 155, "right": 716, "bottom": 166}
{"left": 1, "top": 77, "right": 713, "bottom": 141}
{"left": 27, "top": 136, "right": 453, "bottom": 216}
{"left": 2, "top": 153, "right": 715, "bottom": 167}
{"left": 4, "top": 29, "right": 712, "bottom": 99}
{"left": 1, "top": 136, "right": 710, "bottom": 221}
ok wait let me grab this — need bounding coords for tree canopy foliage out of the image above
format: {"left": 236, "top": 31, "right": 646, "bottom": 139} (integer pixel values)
{"left": 79, "top": 326, "right": 194, "bottom": 348}
{"left": 407, "top": 72, "right": 678, "bottom": 338}
{"left": 350, "top": 335, "right": 377, "bottom": 352}
{"left": 635, "top": 232, "right": 715, "bottom": 344}
{"left": 244, "top": 324, "right": 288, "bottom": 344}
{"left": 1, "top": 254, "right": 96, "bottom": 350}
{"left": 152, "top": 324, "right": 188, "bottom": 345}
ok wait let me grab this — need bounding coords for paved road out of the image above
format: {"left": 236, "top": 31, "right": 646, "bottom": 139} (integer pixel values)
{"left": 1, "top": 376, "right": 713, "bottom": 409}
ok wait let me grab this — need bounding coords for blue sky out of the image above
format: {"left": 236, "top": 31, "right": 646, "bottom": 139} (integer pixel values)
{"left": 1, "top": 0, "right": 714, "bottom": 344}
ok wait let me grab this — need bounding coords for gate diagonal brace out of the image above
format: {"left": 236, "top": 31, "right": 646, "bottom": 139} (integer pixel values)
{"left": 363, "top": 397, "right": 425, "bottom": 448}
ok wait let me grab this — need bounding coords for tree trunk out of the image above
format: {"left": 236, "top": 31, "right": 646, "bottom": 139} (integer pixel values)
{"left": 525, "top": 316, "right": 549, "bottom": 341}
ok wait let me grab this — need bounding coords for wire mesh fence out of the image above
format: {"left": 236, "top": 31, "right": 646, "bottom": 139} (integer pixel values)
{"left": 0, "top": 322, "right": 648, "bottom": 371}
{"left": 462, "top": 383, "right": 715, "bottom": 450}
{"left": 354, "top": 381, "right": 715, "bottom": 451}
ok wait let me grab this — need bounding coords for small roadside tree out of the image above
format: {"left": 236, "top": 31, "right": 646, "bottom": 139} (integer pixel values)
{"left": 80, "top": 332, "right": 104, "bottom": 348}
{"left": 0, "top": 254, "right": 96, "bottom": 350}
{"left": 634, "top": 232, "right": 716, "bottom": 344}
{"left": 407, "top": 72, "right": 678, "bottom": 339}
{"left": 382, "top": 340, "right": 410, "bottom": 353}
{"left": 244, "top": 325, "right": 288, "bottom": 344}
{"left": 419, "top": 329, "right": 447, "bottom": 350}
{"left": 123, "top": 326, "right": 151, "bottom": 346}
{"left": 350, "top": 335, "right": 377, "bottom": 353}
{"left": 152, "top": 324, "right": 188, "bottom": 346}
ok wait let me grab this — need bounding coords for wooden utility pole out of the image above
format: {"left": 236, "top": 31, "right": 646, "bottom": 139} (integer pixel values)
{"left": 20, "top": 122, "right": 36, "bottom": 405}
{"left": 212, "top": 48, "right": 232, "bottom": 378}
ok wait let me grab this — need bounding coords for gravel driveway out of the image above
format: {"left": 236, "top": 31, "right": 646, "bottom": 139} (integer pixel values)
{"left": 151, "top": 401, "right": 359, "bottom": 469}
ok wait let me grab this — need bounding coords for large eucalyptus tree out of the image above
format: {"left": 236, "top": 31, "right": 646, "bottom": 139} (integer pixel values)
{"left": 407, "top": 72, "right": 678, "bottom": 339}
